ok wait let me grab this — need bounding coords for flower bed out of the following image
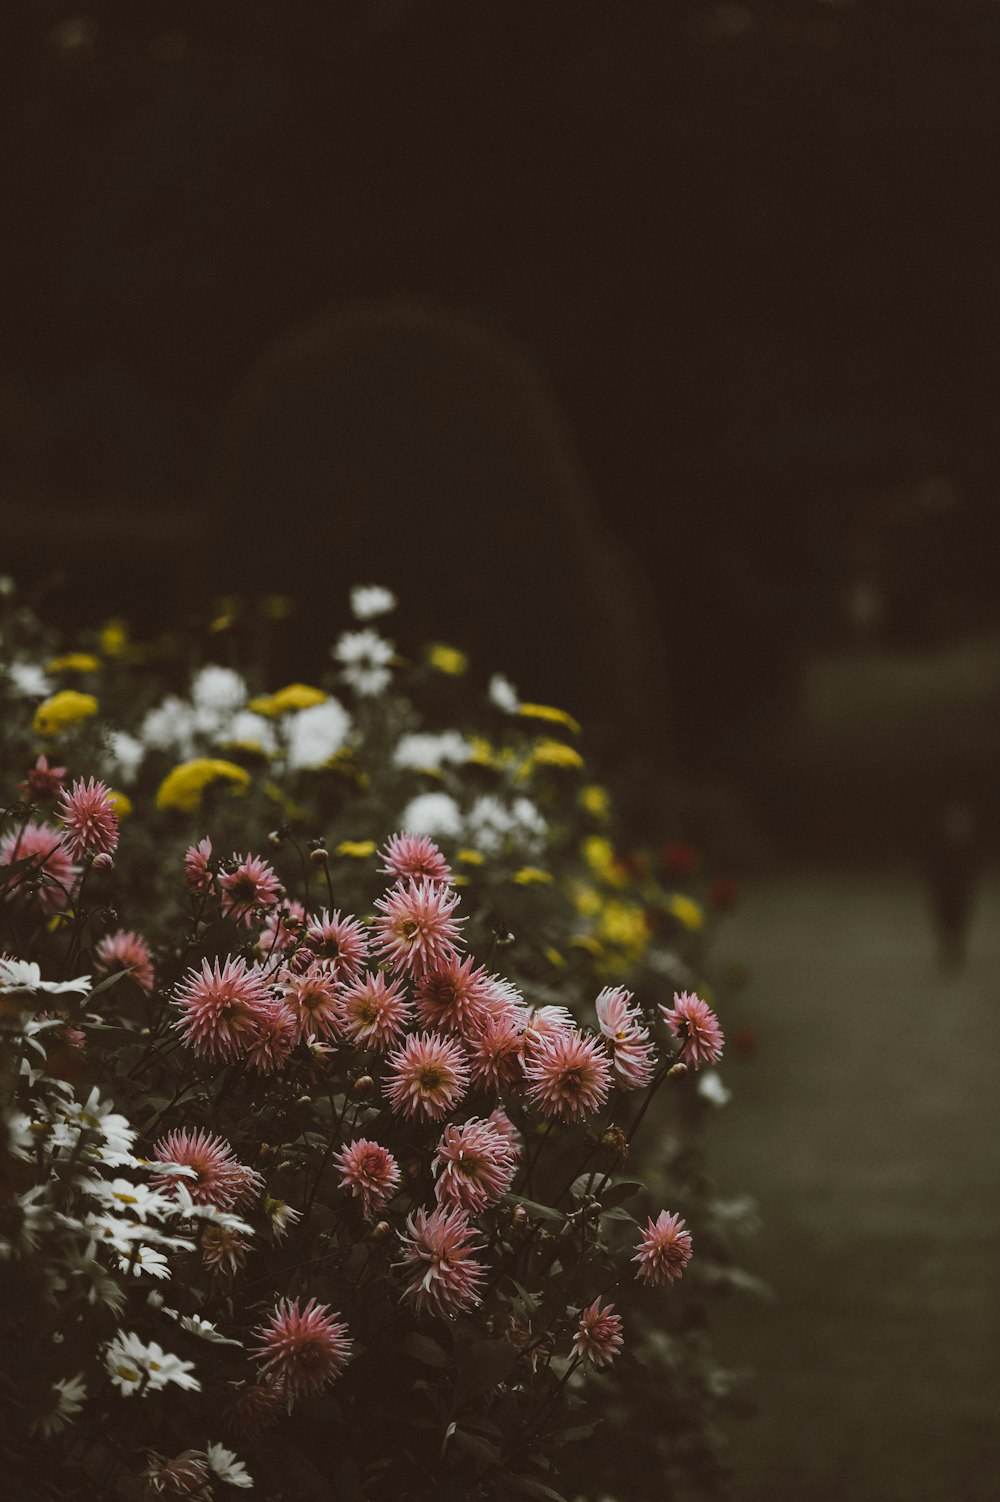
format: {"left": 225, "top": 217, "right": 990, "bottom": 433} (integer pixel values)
{"left": 0, "top": 582, "right": 755, "bottom": 1501}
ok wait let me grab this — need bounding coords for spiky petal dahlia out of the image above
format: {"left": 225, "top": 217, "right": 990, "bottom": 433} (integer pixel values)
{"left": 0, "top": 820, "right": 81, "bottom": 914}
{"left": 333, "top": 1138, "right": 401, "bottom": 1216}
{"left": 141, "top": 1450, "right": 211, "bottom": 1500}
{"left": 379, "top": 832, "right": 453, "bottom": 886}
{"left": 335, "top": 969, "right": 411, "bottom": 1051}
{"left": 219, "top": 853, "right": 281, "bottom": 928}
{"left": 183, "top": 837, "right": 214, "bottom": 895}
{"left": 659, "top": 991, "right": 724, "bottom": 1069}
{"left": 56, "top": 777, "right": 119, "bottom": 860}
{"left": 573, "top": 1298, "right": 624, "bottom": 1369}
{"left": 243, "top": 1002, "right": 298, "bottom": 1075}
{"left": 281, "top": 966, "right": 342, "bottom": 1043}
{"left": 252, "top": 1298, "right": 351, "bottom": 1398}
{"left": 523, "top": 1028, "right": 613, "bottom": 1121}
{"left": 413, "top": 954, "right": 494, "bottom": 1034}
{"left": 465, "top": 1011, "right": 526, "bottom": 1092}
{"left": 94, "top": 929, "right": 155, "bottom": 994}
{"left": 172, "top": 956, "right": 271, "bottom": 1063}
{"left": 397, "top": 1205, "right": 487, "bottom": 1317}
{"left": 152, "top": 1127, "right": 252, "bottom": 1210}
{"left": 372, "top": 878, "right": 464, "bottom": 979}
{"left": 433, "top": 1117, "right": 518, "bottom": 1215}
{"left": 595, "top": 986, "right": 656, "bottom": 1090}
{"left": 19, "top": 755, "right": 66, "bottom": 801}
{"left": 301, "top": 908, "right": 370, "bottom": 984}
{"left": 383, "top": 1030, "right": 470, "bottom": 1121}
{"left": 632, "top": 1210, "right": 693, "bottom": 1285}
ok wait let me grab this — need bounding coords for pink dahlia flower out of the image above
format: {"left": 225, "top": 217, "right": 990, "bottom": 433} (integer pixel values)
{"left": 244, "top": 1001, "right": 298, "bottom": 1074}
{"left": 573, "top": 1297, "right": 624, "bottom": 1369}
{"left": 659, "top": 991, "right": 724, "bottom": 1069}
{"left": 595, "top": 985, "right": 657, "bottom": 1090}
{"left": 433, "top": 1116, "right": 518, "bottom": 1215}
{"left": 219, "top": 852, "right": 281, "bottom": 928}
{"left": 223, "top": 1379, "right": 286, "bottom": 1443}
{"left": 465, "top": 1011, "right": 526, "bottom": 1092}
{"left": 397, "top": 1205, "right": 487, "bottom": 1317}
{"left": 486, "top": 1105, "right": 523, "bottom": 1158}
{"left": 201, "top": 1224, "right": 249, "bottom": 1276}
{"left": 523, "top": 1028, "right": 613, "bottom": 1122}
{"left": 253, "top": 1298, "right": 352, "bottom": 1397}
{"left": 335, "top": 969, "right": 411, "bottom": 1052}
{"left": 371, "top": 878, "right": 464, "bottom": 979}
{"left": 281, "top": 965, "right": 342, "bottom": 1042}
{"left": 94, "top": 928, "right": 155, "bottom": 994}
{"left": 19, "top": 755, "right": 66, "bottom": 801}
{"left": 172, "top": 955, "right": 271, "bottom": 1063}
{"left": 141, "top": 1450, "right": 211, "bottom": 1500}
{"left": 184, "top": 836, "right": 214, "bottom": 895}
{"left": 334, "top": 1138, "right": 401, "bottom": 1216}
{"left": 56, "top": 777, "right": 119, "bottom": 860}
{"left": 379, "top": 832, "right": 453, "bottom": 886}
{"left": 413, "top": 954, "right": 494, "bottom": 1034}
{"left": 153, "top": 1127, "right": 253, "bottom": 1210}
{"left": 302, "top": 908, "right": 369, "bottom": 984}
{"left": 633, "top": 1210, "right": 693, "bottom": 1285}
{"left": 523, "top": 1004, "right": 575, "bottom": 1052}
{"left": 0, "top": 820, "right": 80, "bottom": 914}
{"left": 383, "top": 1030, "right": 470, "bottom": 1121}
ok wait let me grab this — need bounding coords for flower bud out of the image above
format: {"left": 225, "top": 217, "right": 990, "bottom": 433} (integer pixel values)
{"left": 91, "top": 852, "right": 114, "bottom": 873}
{"left": 309, "top": 846, "right": 329, "bottom": 865}
{"left": 295, "top": 1095, "right": 312, "bottom": 1109}
{"left": 352, "top": 1074, "right": 375, "bottom": 1100}
{"left": 268, "top": 830, "right": 283, "bottom": 848}
{"left": 667, "top": 1061, "right": 689, "bottom": 1079}
{"left": 370, "top": 1220, "right": 393, "bottom": 1243}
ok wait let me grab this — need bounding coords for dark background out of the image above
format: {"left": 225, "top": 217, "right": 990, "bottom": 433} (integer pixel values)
{"left": 3, "top": 0, "right": 999, "bottom": 860}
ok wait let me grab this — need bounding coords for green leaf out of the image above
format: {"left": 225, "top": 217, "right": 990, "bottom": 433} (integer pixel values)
{"left": 598, "top": 1179, "right": 644, "bottom": 1208}
{"left": 452, "top": 1429, "right": 501, "bottom": 1467}
{"left": 398, "top": 1332, "right": 452, "bottom": 1369}
{"left": 503, "top": 1194, "right": 564, "bottom": 1223}
{"left": 456, "top": 1337, "right": 518, "bottom": 1397}
{"left": 600, "top": 1205, "right": 638, "bottom": 1224}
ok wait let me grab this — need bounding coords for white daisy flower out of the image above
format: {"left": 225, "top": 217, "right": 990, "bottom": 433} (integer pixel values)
{"left": 191, "top": 665, "right": 247, "bottom": 715}
{"left": 117, "top": 1245, "right": 171, "bottom": 1279}
{"left": 104, "top": 729, "right": 144, "bottom": 784}
{"left": 32, "top": 1373, "right": 87, "bottom": 1437}
{"left": 104, "top": 1331, "right": 199, "bottom": 1396}
{"left": 7, "top": 661, "right": 52, "bottom": 698}
{"left": 0, "top": 959, "right": 91, "bottom": 996}
{"left": 488, "top": 673, "right": 521, "bottom": 713}
{"left": 392, "top": 731, "right": 472, "bottom": 772}
{"left": 205, "top": 1442, "right": 253, "bottom": 1488}
{"left": 349, "top": 583, "right": 397, "bottom": 620}
{"left": 399, "top": 791, "right": 463, "bottom": 838}
{"left": 285, "top": 699, "right": 351, "bottom": 770}
{"left": 217, "top": 709, "right": 277, "bottom": 756}
{"left": 140, "top": 696, "right": 196, "bottom": 755}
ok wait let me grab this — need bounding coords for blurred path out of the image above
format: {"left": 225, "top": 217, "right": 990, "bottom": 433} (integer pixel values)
{"left": 708, "top": 874, "right": 1000, "bottom": 1502}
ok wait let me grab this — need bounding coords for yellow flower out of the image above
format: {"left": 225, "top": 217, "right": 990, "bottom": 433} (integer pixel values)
{"left": 570, "top": 881, "right": 602, "bottom": 918}
{"left": 664, "top": 893, "right": 704, "bottom": 932}
{"left": 209, "top": 613, "right": 235, "bottom": 633}
{"left": 450, "top": 873, "right": 469, "bottom": 887}
{"left": 99, "top": 619, "right": 129, "bottom": 658}
{"left": 33, "top": 691, "right": 98, "bottom": 737}
{"left": 579, "top": 783, "right": 611, "bottom": 820}
{"left": 47, "top": 653, "right": 101, "bottom": 674}
{"left": 544, "top": 946, "right": 566, "bottom": 969}
{"left": 156, "top": 759, "right": 250, "bottom": 814}
{"left": 518, "top": 702, "right": 581, "bottom": 735}
{"left": 569, "top": 934, "right": 603, "bottom": 957}
{"left": 106, "top": 790, "right": 133, "bottom": 818}
{"left": 512, "top": 866, "right": 554, "bottom": 886}
{"left": 597, "top": 900, "right": 650, "bottom": 957}
{"left": 523, "top": 739, "right": 584, "bottom": 773}
{"left": 249, "top": 683, "right": 327, "bottom": 717}
{"left": 457, "top": 848, "right": 485, "bottom": 866}
{"left": 335, "top": 840, "right": 376, "bottom": 858}
{"left": 428, "top": 643, "right": 468, "bottom": 675}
